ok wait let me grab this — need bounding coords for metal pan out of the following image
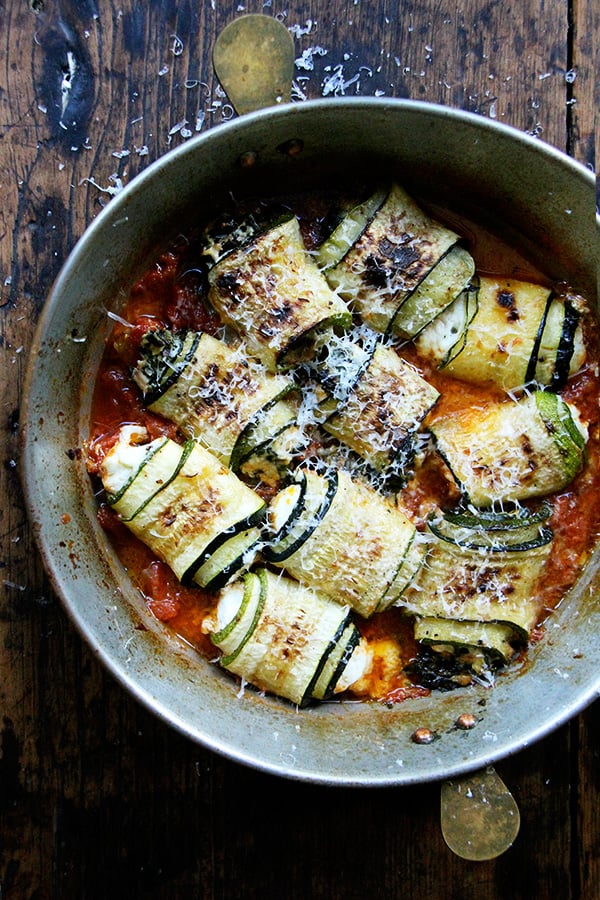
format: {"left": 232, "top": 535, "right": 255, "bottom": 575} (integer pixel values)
{"left": 20, "top": 98, "right": 600, "bottom": 787}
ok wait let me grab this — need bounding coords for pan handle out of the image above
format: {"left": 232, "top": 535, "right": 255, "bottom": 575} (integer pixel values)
{"left": 440, "top": 766, "right": 521, "bottom": 860}
{"left": 213, "top": 15, "right": 295, "bottom": 116}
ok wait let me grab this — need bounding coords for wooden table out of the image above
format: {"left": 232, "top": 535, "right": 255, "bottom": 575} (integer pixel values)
{"left": 1, "top": 1, "right": 598, "bottom": 896}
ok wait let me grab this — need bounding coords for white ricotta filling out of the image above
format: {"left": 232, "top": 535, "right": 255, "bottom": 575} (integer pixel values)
{"left": 100, "top": 425, "right": 157, "bottom": 495}
{"left": 415, "top": 291, "right": 469, "bottom": 362}
{"left": 214, "top": 581, "right": 245, "bottom": 632}
{"left": 267, "top": 483, "right": 302, "bottom": 533}
{"left": 335, "top": 639, "right": 373, "bottom": 693}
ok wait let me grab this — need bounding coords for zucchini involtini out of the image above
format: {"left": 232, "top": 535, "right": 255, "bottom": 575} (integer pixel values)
{"left": 203, "top": 567, "right": 371, "bottom": 706}
{"left": 319, "top": 183, "right": 463, "bottom": 333}
{"left": 99, "top": 426, "right": 266, "bottom": 589}
{"left": 263, "top": 467, "right": 425, "bottom": 618}
{"left": 207, "top": 216, "right": 352, "bottom": 371}
{"left": 131, "top": 329, "right": 298, "bottom": 471}
{"left": 416, "top": 277, "right": 587, "bottom": 391}
{"left": 404, "top": 505, "right": 554, "bottom": 664}
{"left": 430, "top": 390, "right": 587, "bottom": 506}
{"left": 88, "top": 179, "right": 600, "bottom": 707}
{"left": 318, "top": 338, "right": 439, "bottom": 474}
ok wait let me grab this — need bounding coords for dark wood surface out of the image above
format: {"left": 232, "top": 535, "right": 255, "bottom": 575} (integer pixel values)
{"left": 1, "top": 1, "right": 598, "bottom": 897}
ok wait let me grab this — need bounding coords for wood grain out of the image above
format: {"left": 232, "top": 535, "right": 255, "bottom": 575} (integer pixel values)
{"left": 0, "top": 1, "right": 597, "bottom": 897}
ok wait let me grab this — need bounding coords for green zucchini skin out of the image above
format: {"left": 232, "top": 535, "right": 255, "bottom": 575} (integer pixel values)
{"left": 183, "top": 521, "right": 264, "bottom": 590}
{"left": 414, "top": 281, "right": 479, "bottom": 369}
{"left": 429, "top": 503, "right": 554, "bottom": 552}
{"left": 431, "top": 503, "right": 555, "bottom": 536}
{"left": 262, "top": 468, "right": 338, "bottom": 564}
{"left": 100, "top": 427, "right": 266, "bottom": 588}
{"left": 207, "top": 216, "right": 352, "bottom": 372}
{"left": 237, "top": 421, "right": 307, "bottom": 489}
{"left": 309, "top": 621, "right": 362, "bottom": 701}
{"left": 316, "top": 186, "right": 389, "bottom": 272}
{"left": 133, "top": 330, "right": 200, "bottom": 407}
{"left": 430, "top": 390, "right": 587, "bottom": 505}
{"left": 391, "top": 244, "right": 476, "bottom": 340}
{"left": 210, "top": 569, "right": 266, "bottom": 667}
{"left": 205, "top": 568, "right": 366, "bottom": 707}
{"left": 322, "top": 183, "right": 460, "bottom": 333}
{"left": 230, "top": 390, "right": 299, "bottom": 472}
{"left": 265, "top": 467, "right": 426, "bottom": 618}
{"left": 404, "top": 505, "right": 554, "bottom": 662}
{"left": 132, "top": 329, "right": 298, "bottom": 469}
{"left": 550, "top": 299, "right": 583, "bottom": 390}
{"left": 413, "top": 617, "right": 518, "bottom": 668}
{"left": 106, "top": 435, "right": 182, "bottom": 514}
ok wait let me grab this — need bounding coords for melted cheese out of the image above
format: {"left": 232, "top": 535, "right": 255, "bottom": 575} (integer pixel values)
{"left": 100, "top": 426, "right": 158, "bottom": 495}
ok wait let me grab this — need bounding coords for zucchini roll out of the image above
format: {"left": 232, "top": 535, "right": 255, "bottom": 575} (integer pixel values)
{"left": 99, "top": 426, "right": 266, "bottom": 589}
{"left": 207, "top": 216, "right": 352, "bottom": 371}
{"left": 430, "top": 390, "right": 587, "bottom": 506}
{"left": 132, "top": 329, "right": 298, "bottom": 471}
{"left": 320, "top": 340, "right": 439, "bottom": 474}
{"left": 263, "top": 467, "right": 425, "bottom": 618}
{"left": 416, "top": 277, "right": 586, "bottom": 392}
{"left": 405, "top": 505, "right": 554, "bottom": 663}
{"left": 203, "top": 568, "right": 371, "bottom": 706}
{"left": 320, "top": 183, "right": 461, "bottom": 333}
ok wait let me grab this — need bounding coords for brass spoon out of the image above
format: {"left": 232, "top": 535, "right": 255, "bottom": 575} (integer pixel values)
{"left": 213, "top": 16, "right": 522, "bottom": 864}
{"left": 212, "top": 14, "right": 295, "bottom": 116}
{"left": 440, "top": 766, "right": 521, "bottom": 860}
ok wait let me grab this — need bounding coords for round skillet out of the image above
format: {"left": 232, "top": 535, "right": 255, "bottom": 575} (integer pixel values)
{"left": 21, "top": 98, "right": 600, "bottom": 787}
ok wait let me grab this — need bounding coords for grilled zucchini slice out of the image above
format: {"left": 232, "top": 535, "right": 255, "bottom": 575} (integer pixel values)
{"left": 417, "top": 277, "right": 586, "bottom": 392}
{"left": 316, "top": 186, "right": 388, "bottom": 271}
{"left": 104, "top": 427, "right": 192, "bottom": 519}
{"left": 100, "top": 427, "right": 266, "bottom": 589}
{"left": 415, "top": 282, "right": 479, "bottom": 367}
{"left": 132, "top": 329, "right": 297, "bottom": 469}
{"left": 391, "top": 244, "right": 476, "bottom": 339}
{"left": 204, "top": 568, "right": 369, "bottom": 706}
{"left": 430, "top": 390, "right": 587, "bottom": 505}
{"left": 413, "top": 618, "right": 519, "bottom": 667}
{"left": 262, "top": 467, "right": 338, "bottom": 564}
{"left": 535, "top": 289, "right": 586, "bottom": 389}
{"left": 207, "top": 216, "right": 352, "bottom": 371}
{"left": 431, "top": 502, "right": 553, "bottom": 550}
{"left": 323, "top": 183, "right": 460, "bottom": 333}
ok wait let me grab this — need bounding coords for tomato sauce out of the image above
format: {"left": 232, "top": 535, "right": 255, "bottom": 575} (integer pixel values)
{"left": 87, "top": 189, "right": 600, "bottom": 701}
